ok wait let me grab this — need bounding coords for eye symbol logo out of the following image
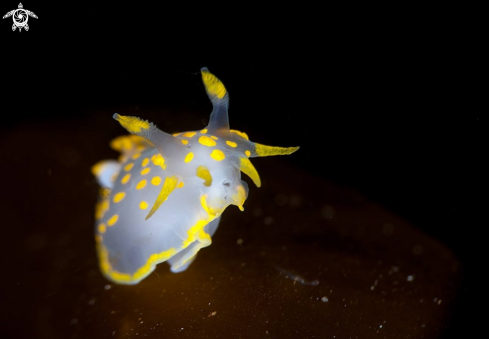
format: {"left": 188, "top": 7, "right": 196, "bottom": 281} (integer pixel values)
{"left": 3, "top": 3, "right": 38, "bottom": 32}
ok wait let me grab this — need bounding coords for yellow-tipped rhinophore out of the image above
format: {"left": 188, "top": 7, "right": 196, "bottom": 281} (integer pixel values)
{"left": 201, "top": 67, "right": 227, "bottom": 100}
{"left": 113, "top": 114, "right": 151, "bottom": 136}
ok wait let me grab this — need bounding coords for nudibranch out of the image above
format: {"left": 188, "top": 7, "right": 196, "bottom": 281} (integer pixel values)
{"left": 92, "top": 68, "right": 299, "bottom": 284}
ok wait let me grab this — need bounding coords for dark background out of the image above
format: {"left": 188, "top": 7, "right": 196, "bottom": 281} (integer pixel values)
{"left": 1, "top": 2, "right": 482, "bottom": 338}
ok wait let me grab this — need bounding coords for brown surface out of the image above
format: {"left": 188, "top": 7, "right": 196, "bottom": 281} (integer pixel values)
{"left": 0, "top": 112, "right": 462, "bottom": 338}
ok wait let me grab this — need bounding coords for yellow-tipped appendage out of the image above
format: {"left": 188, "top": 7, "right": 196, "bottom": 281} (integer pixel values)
{"left": 145, "top": 175, "right": 179, "bottom": 220}
{"left": 113, "top": 114, "right": 151, "bottom": 136}
{"left": 253, "top": 143, "right": 300, "bottom": 157}
{"left": 239, "top": 157, "right": 261, "bottom": 187}
{"left": 201, "top": 68, "right": 227, "bottom": 99}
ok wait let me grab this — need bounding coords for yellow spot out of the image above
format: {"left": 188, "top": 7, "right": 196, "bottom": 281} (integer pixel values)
{"left": 199, "top": 136, "right": 217, "bottom": 147}
{"left": 226, "top": 140, "right": 237, "bottom": 148}
{"left": 230, "top": 129, "right": 249, "bottom": 140}
{"left": 98, "top": 223, "right": 106, "bottom": 234}
{"left": 141, "top": 167, "right": 151, "bottom": 175}
{"left": 121, "top": 173, "right": 131, "bottom": 184}
{"left": 201, "top": 68, "right": 227, "bottom": 99}
{"left": 124, "top": 162, "right": 134, "bottom": 171}
{"left": 254, "top": 143, "right": 300, "bottom": 157}
{"left": 113, "top": 114, "right": 150, "bottom": 134}
{"left": 136, "top": 179, "right": 147, "bottom": 190}
{"left": 151, "top": 176, "right": 162, "bottom": 186}
{"left": 210, "top": 135, "right": 218, "bottom": 140}
{"left": 109, "top": 135, "right": 133, "bottom": 152}
{"left": 113, "top": 192, "right": 126, "bottom": 203}
{"left": 107, "top": 214, "right": 119, "bottom": 226}
{"left": 132, "top": 153, "right": 141, "bottom": 160}
{"left": 146, "top": 176, "right": 179, "bottom": 220}
{"left": 201, "top": 129, "right": 208, "bottom": 134}
{"left": 181, "top": 139, "right": 189, "bottom": 145}
{"left": 95, "top": 199, "right": 109, "bottom": 219}
{"left": 184, "top": 152, "right": 194, "bottom": 163}
{"left": 177, "top": 182, "right": 185, "bottom": 188}
{"left": 140, "top": 201, "right": 148, "bottom": 210}
{"left": 245, "top": 150, "right": 251, "bottom": 157}
{"left": 183, "top": 131, "right": 196, "bottom": 138}
{"left": 141, "top": 158, "right": 150, "bottom": 167}
{"left": 110, "top": 135, "right": 153, "bottom": 155}
{"left": 196, "top": 165, "right": 213, "bottom": 186}
{"left": 210, "top": 149, "right": 225, "bottom": 161}
{"left": 91, "top": 161, "right": 105, "bottom": 176}
{"left": 239, "top": 157, "right": 261, "bottom": 187}
{"left": 151, "top": 154, "right": 166, "bottom": 169}
{"left": 100, "top": 188, "right": 111, "bottom": 198}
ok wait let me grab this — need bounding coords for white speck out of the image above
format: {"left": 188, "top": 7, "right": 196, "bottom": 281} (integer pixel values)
{"left": 370, "top": 286, "right": 375, "bottom": 290}
{"left": 438, "top": 299, "right": 442, "bottom": 305}
{"left": 379, "top": 325, "right": 383, "bottom": 328}
{"left": 105, "top": 284, "right": 112, "bottom": 290}
{"left": 236, "top": 238, "right": 243, "bottom": 245}
{"left": 407, "top": 275, "right": 414, "bottom": 282}
{"left": 209, "top": 303, "right": 211, "bottom": 305}
{"left": 321, "top": 296, "right": 328, "bottom": 302}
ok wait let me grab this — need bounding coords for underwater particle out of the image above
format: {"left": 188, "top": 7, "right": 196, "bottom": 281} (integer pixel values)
{"left": 288, "top": 195, "right": 302, "bottom": 207}
{"left": 236, "top": 238, "right": 243, "bottom": 245}
{"left": 407, "top": 275, "right": 414, "bottom": 282}
{"left": 105, "top": 284, "right": 112, "bottom": 290}
{"left": 413, "top": 244, "right": 423, "bottom": 255}
{"left": 321, "top": 296, "right": 328, "bottom": 302}
{"left": 275, "top": 194, "right": 288, "bottom": 206}
{"left": 253, "top": 208, "right": 263, "bottom": 217}
{"left": 208, "top": 311, "right": 217, "bottom": 317}
{"left": 321, "top": 205, "right": 335, "bottom": 219}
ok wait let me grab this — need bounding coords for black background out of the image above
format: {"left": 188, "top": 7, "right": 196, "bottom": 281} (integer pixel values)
{"left": 1, "top": 3, "right": 482, "bottom": 337}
